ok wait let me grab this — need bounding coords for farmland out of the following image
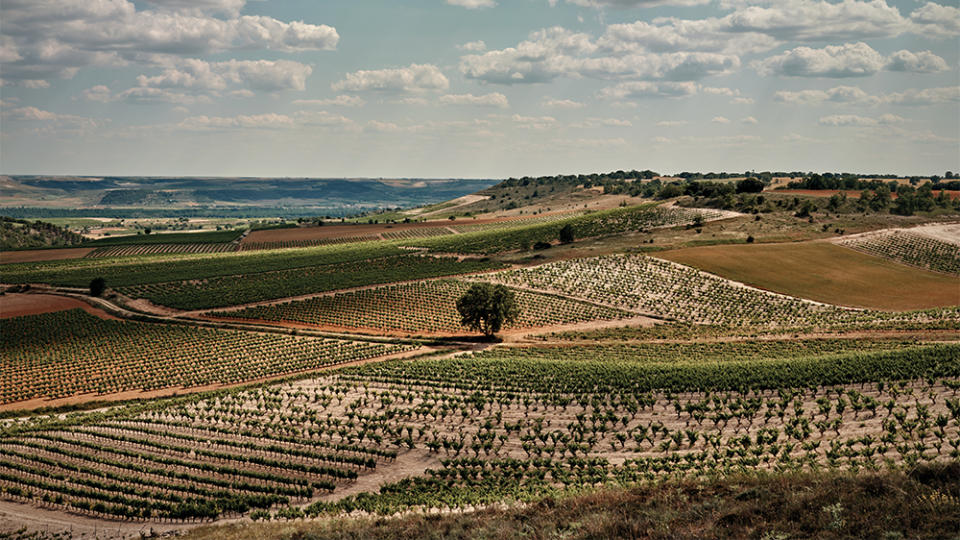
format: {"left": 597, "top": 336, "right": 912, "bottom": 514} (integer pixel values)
{"left": 655, "top": 242, "right": 960, "bottom": 310}
{"left": 0, "top": 175, "right": 958, "bottom": 538}
{"left": 210, "top": 279, "right": 631, "bottom": 335}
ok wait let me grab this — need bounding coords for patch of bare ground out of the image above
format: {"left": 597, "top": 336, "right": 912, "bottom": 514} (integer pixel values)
{"left": 0, "top": 247, "right": 94, "bottom": 265}
{"left": 312, "top": 450, "right": 440, "bottom": 504}
{"left": 0, "top": 293, "right": 119, "bottom": 320}
{"left": 0, "top": 499, "right": 189, "bottom": 539}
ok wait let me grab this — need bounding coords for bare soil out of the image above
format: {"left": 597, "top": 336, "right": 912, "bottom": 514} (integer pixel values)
{"left": 0, "top": 247, "right": 94, "bottom": 265}
{"left": 0, "top": 293, "right": 119, "bottom": 320}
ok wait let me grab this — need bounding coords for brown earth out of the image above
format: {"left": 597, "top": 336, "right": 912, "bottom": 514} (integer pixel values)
{"left": 0, "top": 247, "right": 94, "bottom": 264}
{"left": 0, "top": 293, "right": 119, "bottom": 320}
{"left": 657, "top": 241, "right": 960, "bottom": 311}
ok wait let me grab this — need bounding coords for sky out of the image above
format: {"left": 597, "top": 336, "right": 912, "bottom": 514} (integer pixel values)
{"left": 0, "top": 0, "right": 958, "bottom": 178}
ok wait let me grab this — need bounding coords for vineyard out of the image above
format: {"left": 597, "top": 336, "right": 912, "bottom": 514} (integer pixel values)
{"left": 86, "top": 243, "right": 238, "bottom": 258}
{"left": 837, "top": 228, "right": 960, "bottom": 275}
{"left": 0, "top": 343, "right": 956, "bottom": 521}
{"left": 406, "top": 205, "right": 728, "bottom": 254}
{"left": 483, "top": 254, "right": 954, "bottom": 328}
{"left": 210, "top": 279, "right": 630, "bottom": 334}
{"left": 119, "top": 255, "right": 504, "bottom": 310}
{"left": 0, "top": 309, "right": 413, "bottom": 405}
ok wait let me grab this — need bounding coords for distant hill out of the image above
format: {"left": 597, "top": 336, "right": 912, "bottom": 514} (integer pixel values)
{"left": 0, "top": 217, "right": 86, "bottom": 250}
{"left": 0, "top": 176, "right": 499, "bottom": 217}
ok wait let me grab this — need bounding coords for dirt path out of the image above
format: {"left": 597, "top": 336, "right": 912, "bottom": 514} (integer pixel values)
{"left": 312, "top": 449, "right": 440, "bottom": 504}
{"left": 0, "top": 499, "right": 192, "bottom": 539}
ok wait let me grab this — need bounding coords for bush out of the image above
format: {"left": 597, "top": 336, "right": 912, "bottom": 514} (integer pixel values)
{"left": 736, "top": 177, "right": 765, "bottom": 193}
{"left": 559, "top": 224, "right": 575, "bottom": 244}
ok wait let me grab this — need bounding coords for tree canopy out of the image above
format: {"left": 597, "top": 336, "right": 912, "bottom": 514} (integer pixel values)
{"left": 456, "top": 283, "right": 519, "bottom": 337}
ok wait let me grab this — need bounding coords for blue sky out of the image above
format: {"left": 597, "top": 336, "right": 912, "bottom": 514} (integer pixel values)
{"left": 1, "top": 0, "right": 958, "bottom": 177}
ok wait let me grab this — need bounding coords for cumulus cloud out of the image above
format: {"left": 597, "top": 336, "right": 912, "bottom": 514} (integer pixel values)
{"left": 884, "top": 86, "right": 960, "bottom": 106}
{"left": 711, "top": 116, "right": 731, "bottom": 124}
{"left": 754, "top": 42, "right": 947, "bottom": 77}
{"left": 598, "top": 81, "right": 699, "bottom": 100}
{"left": 655, "top": 120, "right": 688, "bottom": 127}
{"left": 292, "top": 95, "right": 366, "bottom": 107}
{"left": 332, "top": 64, "right": 449, "bottom": 93}
{"left": 909, "top": 2, "right": 960, "bottom": 38}
{"left": 2, "top": 105, "right": 100, "bottom": 132}
{"left": 511, "top": 114, "right": 557, "bottom": 129}
{"left": 460, "top": 27, "right": 738, "bottom": 85}
{"left": 571, "top": 117, "right": 633, "bottom": 128}
{"left": 458, "top": 40, "right": 487, "bottom": 52}
{"left": 439, "top": 93, "right": 509, "bottom": 108}
{"left": 177, "top": 109, "right": 354, "bottom": 131}
{"left": 774, "top": 85, "right": 882, "bottom": 106}
{"left": 446, "top": 0, "right": 496, "bottom": 8}
{"left": 885, "top": 49, "right": 948, "bottom": 73}
{"left": 741, "top": 116, "right": 759, "bottom": 124}
{"left": 775, "top": 85, "right": 959, "bottom": 107}
{"left": 818, "top": 113, "right": 906, "bottom": 126}
{"left": 543, "top": 98, "right": 586, "bottom": 108}
{"left": 0, "top": 0, "right": 337, "bottom": 86}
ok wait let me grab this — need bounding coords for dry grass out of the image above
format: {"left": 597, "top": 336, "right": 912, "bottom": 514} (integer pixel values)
{"left": 182, "top": 464, "right": 960, "bottom": 540}
{"left": 657, "top": 241, "right": 960, "bottom": 311}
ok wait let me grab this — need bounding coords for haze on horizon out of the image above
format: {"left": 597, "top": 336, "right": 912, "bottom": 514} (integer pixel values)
{"left": 1, "top": 0, "right": 958, "bottom": 179}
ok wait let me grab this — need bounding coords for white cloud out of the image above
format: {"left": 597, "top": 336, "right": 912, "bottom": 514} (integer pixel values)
{"left": 741, "top": 116, "right": 758, "bottom": 124}
{"left": 723, "top": 0, "right": 908, "bottom": 42}
{"left": 818, "top": 113, "right": 906, "bottom": 126}
{"left": 884, "top": 86, "right": 960, "bottom": 106}
{"left": 910, "top": 2, "right": 960, "bottom": 38}
{"left": 571, "top": 117, "right": 632, "bottom": 128}
{"left": 460, "top": 26, "right": 738, "bottom": 85}
{"left": 754, "top": 42, "right": 886, "bottom": 77}
{"left": 775, "top": 85, "right": 881, "bottom": 106}
{"left": 598, "top": 81, "right": 699, "bottom": 99}
{"left": 886, "top": 49, "right": 948, "bottom": 73}
{"left": 755, "top": 42, "right": 947, "bottom": 78}
{"left": 81, "top": 85, "right": 113, "bottom": 103}
{"left": 0, "top": 0, "right": 337, "bottom": 86}
{"left": 446, "top": 0, "right": 497, "bottom": 8}
{"left": 177, "top": 109, "right": 354, "bottom": 131}
{"left": 731, "top": 97, "right": 754, "bottom": 104}
{"left": 511, "top": 114, "right": 557, "bottom": 129}
{"left": 563, "top": 0, "right": 710, "bottom": 6}
{"left": 655, "top": 120, "right": 688, "bottom": 127}
{"left": 3, "top": 105, "right": 100, "bottom": 132}
{"left": 439, "top": 93, "right": 509, "bottom": 108}
{"left": 458, "top": 40, "right": 487, "bottom": 52}
{"left": 543, "top": 98, "right": 586, "bottom": 109}
{"left": 711, "top": 116, "right": 730, "bottom": 124}
{"left": 114, "top": 87, "right": 213, "bottom": 105}
{"left": 136, "top": 59, "right": 313, "bottom": 92}
{"left": 292, "top": 95, "right": 366, "bottom": 107}
{"left": 775, "top": 85, "right": 959, "bottom": 107}
{"left": 332, "top": 64, "right": 449, "bottom": 93}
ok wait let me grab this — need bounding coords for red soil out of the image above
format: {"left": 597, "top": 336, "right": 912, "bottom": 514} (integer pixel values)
{"left": 0, "top": 247, "right": 94, "bottom": 265}
{"left": 0, "top": 293, "right": 119, "bottom": 320}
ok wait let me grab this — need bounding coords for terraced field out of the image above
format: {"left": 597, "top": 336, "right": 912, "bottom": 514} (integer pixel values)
{"left": 210, "top": 279, "right": 631, "bottom": 334}
{"left": 0, "top": 309, "right": 413, "bottom": 406}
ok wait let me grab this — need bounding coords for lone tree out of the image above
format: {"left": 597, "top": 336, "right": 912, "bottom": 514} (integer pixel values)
{"left": 456, "top": 283, "right": 519, "bottom": 338}
{"left": 89, "top": 277, "right": 106, "bottom": 297}
{"left": 559, "top": 224, "right": 575, "bottom": 244}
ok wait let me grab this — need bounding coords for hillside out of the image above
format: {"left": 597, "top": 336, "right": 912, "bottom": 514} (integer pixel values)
{"left": 0, "top": 217, "right": 85, "bottom": 250}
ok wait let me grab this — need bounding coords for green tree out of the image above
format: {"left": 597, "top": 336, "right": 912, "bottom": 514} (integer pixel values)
{"left": 456, "top": 283, "right": 519, "bottom": 337}
{"left": 89, "top": 277, "right": 106, "bottom": 297}
{"left": 735, "top": 177, "right": 765, "bottom": 193}
{"left": 559, "top": 224, "right": 575, "bottom": 244}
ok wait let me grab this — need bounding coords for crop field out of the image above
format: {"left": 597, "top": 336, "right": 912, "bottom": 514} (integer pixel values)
{"left": 119, "top": 255, "right": 504, "bottom": 310}
{"left": 836, "top": 228, "right": 960, "bottom": 275}
{"left": 0, "top": 309, "right": 413, "bottom": 406}
{"left": 210, "top": 279, "right": 631, "bottom": 334}
{"left": 655, "top": 242, "right": 960, "bottom": 311}
{"left": 0, "top": 342, "right": 955, "bottom": 522}
{"left": 406, "top": 205, "right": 727, "bottom": 254}
{"left": 86, "top": 243, "right": 238, "bottom": 258}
